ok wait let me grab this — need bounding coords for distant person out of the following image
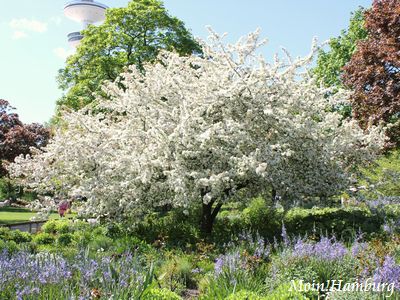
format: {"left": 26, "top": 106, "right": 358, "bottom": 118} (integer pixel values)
{"left": 58, "top": 200, "right": 70, "bottom": 217}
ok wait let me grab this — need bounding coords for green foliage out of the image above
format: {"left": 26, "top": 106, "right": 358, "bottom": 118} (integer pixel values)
{"left": 0, "top": 178, "right": 9, "bottom": 199}
{"left": 70, "top": 219, "right": 91, "bottom": 232}
{"left": 200, "top": 271, "right": 267, "bottom": 300}
{"left": 157, "top": 254, "right": 195, "bottom": 292}
{"left": 42, "top": 219, "right": 96, "bottom": 234}
{"left": 57, "top": 233, "right": 73, "bottom": 246}
{"left": 41, "top": 219, "right": 100, "bottom": 248}
{"left": 41, "top": 220, "right": 58, "bottom": 234}
{"left": 56, "top": 0, "right": 201, "bottom": 112}
{"left": 9, "top": 229, "right": 32, "bottom": 243}
{"left": 0, "top": 227, "right": 32, "bottom": 244}
{"left": 72, "top": 230, "right": 92, "bottom": 247}
{"left": 361, "top": 150, "right": 400, "bottom": 197}
{"left": 267, "top": 255, "right": 359, "bottom": 299}
{"left": 134, "top": 209, "right": 200, "bottom": 248}
{"left": 113, "top": 235, "right": 155, "bottom": 255}
{"left": 226, "top": 290, "right": 266, "bottom": 300}
{"left": 212, "top": 198, "right": 282, "bottom": 244}
{"left": 314, "top": 8, "right": 368, "bottom": 89}
{"left": 264, "top": 282, "right": 309, "bottom": 300}
{"left": 131, "top": 197, "right": 396, "bottom": 248}
{"left": 0, "top": 178, "right": 26, "bottom": 203}
{"left": 0, "top": 239, "right": 19, "bottom": 254}
{"left": 199, "top": 247, "right": 268, "bottom": 300}
{"left": 89, "top": 235, "right": 114, "bottom": 251}
{"left": 283, "top": 206, "right": 381, "bottom": 239}
{"left": 55, "top": 220, "right": 71, "bottom": 234}
{"left": 105, "top": 222, "right": 123, "bottom": 238}
{"left": 0, "top": 226, "right": 11, "bottom": 239}
{"left": 143, "top": 288, "right": 182, "bottom": 300}
{"left": 242, "top": 198, "right": 282, "bottom": 237}
{"left": 313, "top": 8, "right": 368, "bottom": 119}
{"left": 33, "top": 232, "right": 55, "bottom": 245}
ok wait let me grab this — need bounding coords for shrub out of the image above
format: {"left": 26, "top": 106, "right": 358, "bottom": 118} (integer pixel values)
{"left": 226, "top": 290, "right": 266, "bottom": 300}
{"left": 213, "top": 211, "right": 248, "bottom": 245}
{"left": 265, "top": 281, "right": 309, "bottom": 300}
{"left": 9, "top": 230, "right": 32, "bottom": 243}
{"left": 361, "top": 150, "right": 400, "bottom": 197}
{"left": 242, "top": 198, "right": 282, "bottom": 239}
{"left": 41, "top": 220, "right": 58, "bottom": 234}
{"left": 55, "top": 220, "right": 72, "bottom": 234}
{"left": 34, "top": 232, "right": 55, "bottom": 245}
{"left": 91, "top": 226, "right": 107, "bottom": 237}
{"left": 105, "top": 222, "right": 123, "bottom": 238}
{"left": 113, "top": 236, "right": 154, "bottom": 256}
{"left": 158, "top": 254, "right": 195, "bottom": 292}
{"left": 283, "top": 207, "right": 381, "bottom": 239}
{"left": 58, "top": 233, "right": 73, "bottom": 246}
{"left": 72, "top": 230, "right": 92, "bottom": 247}
{"left": 0, "top": 239, "right": 20, "bottom": 254}
{"left": 200, "top": 238, "right": 270, "bottom": 300}
{"left": 0, "top": 227, "right": 11, "bottom": 240}
{"left": 89, "top": 235, "right": 113, "bottom": 251}
{"left": 143, "top": 288, "right": 182, "bottom": 300}
{"left": 42, "top": 220, "right": 76, "bottom": 235}
{"left": 71, "top": 220, "right": 91, "bottom": 232}
{"left": 134, "top": 210, "right": 200, "bottom": 248}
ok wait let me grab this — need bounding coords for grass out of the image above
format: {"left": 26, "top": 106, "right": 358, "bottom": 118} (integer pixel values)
{"left": 0, "top": 207, "right": 73, "bottom": 225}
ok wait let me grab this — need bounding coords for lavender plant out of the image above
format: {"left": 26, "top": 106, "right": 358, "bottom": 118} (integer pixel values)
{"left": 0, "top": 249, "right": 154, "bottom": 300}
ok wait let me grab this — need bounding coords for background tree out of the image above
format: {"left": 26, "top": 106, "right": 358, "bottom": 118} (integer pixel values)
{"left": 57, "top": 0, "right": 201, "bottom": 111}
{"left": 314, "top": 8, "right": 368, "bottom": 90}
{"left": 0, "top": 100, "right": 50, "bottom": 176}
{"left": 313, "top": 8, "right": 368, "bottom": 118}
{"left": 343, "top": 0, "right": 400, "bottom": 146}
{"left": 10, "top": 31, "right": 385, "bottom": 235}
{"left": 0, "top": 99, "right": 50, "bottom": 199}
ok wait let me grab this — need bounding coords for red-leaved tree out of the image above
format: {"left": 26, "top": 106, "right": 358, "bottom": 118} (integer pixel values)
{"left": 343, "top": 0, "right": 400, "bottom": 146}
{"left": 0, "top": 99, "right": 50, "bottom": 176}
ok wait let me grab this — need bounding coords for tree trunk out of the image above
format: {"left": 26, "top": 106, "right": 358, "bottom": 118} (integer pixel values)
{"left": 271, "top": 188, "right": 277, "bottom": 202}
{"left": 5, "top": 176, "right": 14, "bottom": 202}
{"left": 200, "top": 201, "right": 223, "bottom": 236}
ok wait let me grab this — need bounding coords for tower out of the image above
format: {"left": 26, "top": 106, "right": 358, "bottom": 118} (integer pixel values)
{"left": 64, "top": 0, "right": 108, "bottom": 47}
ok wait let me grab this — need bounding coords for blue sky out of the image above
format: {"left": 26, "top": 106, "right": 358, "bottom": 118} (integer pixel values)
{"left": 0, "top": 0, "right": 371, "bottom": 124}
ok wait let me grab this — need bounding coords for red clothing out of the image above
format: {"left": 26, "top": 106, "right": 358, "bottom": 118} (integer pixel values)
{"left": 58, "top": 201, "right": 70, "bottom": 217}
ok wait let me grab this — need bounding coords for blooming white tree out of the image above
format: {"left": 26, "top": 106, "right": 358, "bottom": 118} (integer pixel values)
{"left": 10, "top": 29, "right": 386, "bottom": 234}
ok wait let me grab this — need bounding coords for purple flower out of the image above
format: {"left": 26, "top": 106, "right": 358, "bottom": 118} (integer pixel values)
{"left": 191, "top": 268, "right": 202, "bottom": 274}
{"left": 214, "top": 257, "right": 224, "bottom": 275}
{"left": 291, "top": 236, "right": 347, "bottom": 261}
{"left": 351, "top": 241, "right": 368, "bottom": 256}
{"left": 373, "top": 256, "right": 400, "bottom": 290}
{"left": 16, "top": 286, "right": 40, "bottom": 300}
{"left": 383, "top": 223, "right": 393, "bottom": 234}
{"left": 292, "top": 238, "right": 314, "bottom": 257}
{"left": 281, "top": 223, "right": 290, "bottom": 246}
{"left": 214, "top": 251, "right": 241, "bottom": 276}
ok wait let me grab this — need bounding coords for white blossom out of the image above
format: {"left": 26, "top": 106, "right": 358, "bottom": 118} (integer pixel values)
{"left": 9, "top": 29, "right": 386, "bottom": 220}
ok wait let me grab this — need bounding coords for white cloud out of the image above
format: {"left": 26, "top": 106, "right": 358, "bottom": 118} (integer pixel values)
{"left": 12, "top": 30, "right": 27, "bottom": 40}
{"left": 9, "top": 18, "right": 48, "bottom": 33}
{"left": 53, "top": 47, "right": 75, "bottom": 60}
{"left": 9, "top": 18, "right": 48, "bottom": 39}
{"left": 49, "top": 16, "right": 62, "bottom": 26}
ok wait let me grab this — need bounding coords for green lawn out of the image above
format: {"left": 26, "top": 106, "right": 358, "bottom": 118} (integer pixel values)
{"left": 0, "top": 207, "right": 73, "bottom": 225}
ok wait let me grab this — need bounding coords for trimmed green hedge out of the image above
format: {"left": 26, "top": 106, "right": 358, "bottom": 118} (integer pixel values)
{"left": 283, "top": 206, "right": 383, "bottom": 239}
